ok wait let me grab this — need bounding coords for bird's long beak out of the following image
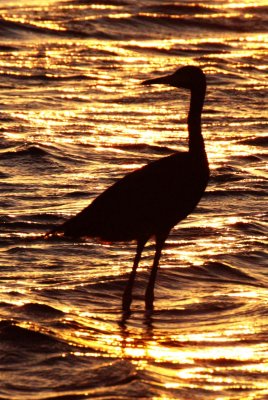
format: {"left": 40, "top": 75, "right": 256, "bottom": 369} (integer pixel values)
{"left": 141, "top": 73, "right": 174, "bottom": 86}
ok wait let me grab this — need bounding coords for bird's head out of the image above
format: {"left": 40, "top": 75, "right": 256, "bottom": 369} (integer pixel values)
{"left": 142, "top": 65, "right": 206, "bottom": 91}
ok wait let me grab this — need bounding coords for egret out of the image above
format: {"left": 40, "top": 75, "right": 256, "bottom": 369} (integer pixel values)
{"left": 46, "top": 66, "right": 209, "bottom": 312}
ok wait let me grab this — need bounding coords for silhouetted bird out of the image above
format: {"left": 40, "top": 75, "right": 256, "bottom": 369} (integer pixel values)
{"left": 46, "top": 66, "right": 209, "bottom": 312}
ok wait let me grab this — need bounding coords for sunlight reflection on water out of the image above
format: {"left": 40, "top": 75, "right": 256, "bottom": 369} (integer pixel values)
{"left": 0, "top": 0, "right": 268, "bottom": 398}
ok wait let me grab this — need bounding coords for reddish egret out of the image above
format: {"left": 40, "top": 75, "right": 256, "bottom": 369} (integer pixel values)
{"left": 46, "top": 66, "right": 209, "bottom": 312}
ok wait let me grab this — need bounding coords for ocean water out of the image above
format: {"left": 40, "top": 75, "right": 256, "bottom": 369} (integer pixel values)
{"left": 0, "top": 1, "right": 267, "bottom": 399}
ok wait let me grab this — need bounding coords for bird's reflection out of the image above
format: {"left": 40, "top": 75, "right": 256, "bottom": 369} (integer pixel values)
{"left": 120, "top": 305, "right": 155, "bottom": 329}
{"left": 118, "top": 310, "right": 155, "bottom": 361}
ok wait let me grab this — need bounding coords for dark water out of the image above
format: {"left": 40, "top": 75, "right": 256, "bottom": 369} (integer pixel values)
{"left": 0, "top": 1, "right": 268, "bottom": 399}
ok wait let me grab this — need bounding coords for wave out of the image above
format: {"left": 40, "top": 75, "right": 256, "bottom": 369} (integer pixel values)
{"left": 2, "top": 220, "right": 46, "bottom": 232}
{"left": 62, "top": 0, "right": 130, "bottom": 7}
{"left": 154, "top": 298, "right": 246, "bottom": 323}
{"left": 0, "top": 320, "right": 62, "bottom": 347}
{"left": 0, "top": 16, "right": 117, "bottom": 41}
{"left": 11, "top": 303, "right": 64, "bottom": 319}
{"left": 125, "top": 43, "right": 230, "bottom": 57}
{"left": 0, "top": 44, "right": 19, "bottom": 52}
{"left": 1, "top": 213, "right": 59, "bottom": 225}
{"left": 106, "top": 13, "right": 268, "bottom": 38}
{"left": 165, "top": 261, "right": 258, "bottom": 286}
{"left": 239, "top": 136, "right": 268, "bottom": 146}
{"left": 1, "top": 144, "right": 48, "bottom": 158}
{"left": 203, "top": 261, "right": 258, "bottom": 282}
{"left": 1, "top": 2, "right": 266, "bottom": 44}
{"left": 232, "top": 220, "right": 267, "bottom": 236}
{"left": 0, "top": 143, "right": 88, "bottom": 165}
{"left": 2, "top": 11, "right": 265, "bottom": 44}
{"left": 0, "top": 71, "right": 94, "bottom": 82}
{"left": 143, "top": 3, "right": 217, "bottom": 15}
{"left": 0, "top": 17, "right": 90, "bottom": 39}
{"left": 139, "top": 3, "right": 268, "bottom": 33}
{"left": 19, "top": 303, "right": 64, "bottom": 318}
{"left": 206, "top": 188, "right": 267, "bottom": 197}
{"left": 211, "top": 165, "right": 245, "bottom": 183}
{"left": 114, "top": 142, "right": 173, "bottom": 155}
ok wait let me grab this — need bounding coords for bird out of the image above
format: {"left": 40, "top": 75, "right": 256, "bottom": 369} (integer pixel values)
{"left": 45, "top": 65, "right": 210, "bottom": 312}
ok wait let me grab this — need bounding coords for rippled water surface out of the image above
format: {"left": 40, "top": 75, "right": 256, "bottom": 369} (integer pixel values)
{"left": 0, "top": 1, "right": 268, "bottom": 399}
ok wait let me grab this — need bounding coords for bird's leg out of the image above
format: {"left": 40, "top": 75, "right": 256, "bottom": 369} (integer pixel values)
{"left": 145, "top": 233, "right": 167, "bottom": 311}
{"left": 122, "top": 238, "right": 146, "bottom": 313}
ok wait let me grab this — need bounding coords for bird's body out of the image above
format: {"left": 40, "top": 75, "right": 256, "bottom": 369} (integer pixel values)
{"left": 46, "top": 65, "right": 209, "bottom": 312}
{"left": 57, "top": 151, "right": 208, "bottom": 242}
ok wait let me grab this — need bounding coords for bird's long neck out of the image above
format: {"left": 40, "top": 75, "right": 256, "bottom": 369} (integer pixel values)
{"left": 188, "top": 85, "right": 206, "bottom": 156}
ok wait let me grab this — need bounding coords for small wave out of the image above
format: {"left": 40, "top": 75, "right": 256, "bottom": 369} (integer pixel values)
{"left": 0, "top": 320, "right": 58, "bottom": 346}
{"left": 30, "top": 213, "right": 63, "bottom": 222}
{"left": 133, "top": 14, "right": 266, "bottom": 34}
{"left": 0, "top": 71, "right": 93, "bottom": 82}
{"left": 239, "top": 136, "right": 268, "bottom": 146}
{"left": 0, "top": 44, "right": 20, "bottom": 52}
{"left": 244, "top": 6, "right": 268, "bottom": 15}
{"left": 232, "top": 220, "right": 267, "bottom": 236}
{"left": 204, "top": 261, "right": 257, "bottom": 282}
{"left": 60, "top": 3, "right": 268, "bottom": 39}
{"left": 0, "top": 213, "right": 64, "bottom": 239}
{"left": 0, "top": 171, "right": 9, "bottom": 179}
{"left": 143, "top": 4, "right": 216, "bottom": 15}
{"left": 238, "top": 154, "right": 263, "bottom": 162}
{"left": 1, "top": 16, "right": 119, "bottom": 41}
{"left": 206, "top": 188, "right": 267, "bottom": 198}
{"left": 158, "top": 299, "right": 245, "bottom": 321}
{"left": 125, "top": 42, "right": 229, "bottom": 57}
{"left": 197, "top": 41, "right": 233, "bottom": 51}
{"left": 0, "top": 17, "right": 90, "bottom": 39}
{"left": 3, "top": 220, "right": 45, "bottom": 232}
{"left": 168, "top": 261, "right": 258, "bottom": 287}
{"left": 114, "top": 143, "right": 173, "bottom": 155}
{"left": 17, "top": 303, "right": 64, "bottom": 318}
{"left": 171, "top": 226, "right": 216, "bottom": 241}
{"left": 211, "top": 165, "right": 245, "bottom": 183}
{"left": 1, "top": 213, "right": 60, "bottom": 224}
{"left": 1, "top": 143, "right": 86, "bottom": 166}
{"left": 1, "top": 144, "right": 48, "bottom": 158}
{"left": 63, "top": 190, "right": 91, "bottom": 198}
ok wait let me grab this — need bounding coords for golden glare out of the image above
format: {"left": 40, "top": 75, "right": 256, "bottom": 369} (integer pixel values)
{"left": 56, "top": 316, "right": 268, "bottom": 395}
{"left": 1, "top": 2, "right": 267, "bottom": 399}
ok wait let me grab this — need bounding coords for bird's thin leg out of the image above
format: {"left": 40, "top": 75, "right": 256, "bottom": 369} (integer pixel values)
{"left": 122, "top": 238, "right": 147, "bottom": 313}
{"left": 145, "top": 233, "right": 168, "bottom": 311}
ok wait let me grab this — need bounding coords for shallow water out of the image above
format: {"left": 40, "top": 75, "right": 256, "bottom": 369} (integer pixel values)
{"left": 0, "top": 1, "right": 268, "bottom": 399}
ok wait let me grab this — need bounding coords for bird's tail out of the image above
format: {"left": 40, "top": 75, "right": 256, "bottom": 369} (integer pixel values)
{"left": 44, "top": 210, "right": 91, "bottom": 240}
{"left": 44, "top": 216, "right": 82, "bottom": 239}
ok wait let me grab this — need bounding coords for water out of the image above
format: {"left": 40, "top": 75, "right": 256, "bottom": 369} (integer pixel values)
{"left": 0, "top": 1, "right": 267, "bottom": 399}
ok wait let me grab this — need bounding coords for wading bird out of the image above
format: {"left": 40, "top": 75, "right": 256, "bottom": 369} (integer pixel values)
{"left": 46, "top": 66, "right": 209, "bottom": 312}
